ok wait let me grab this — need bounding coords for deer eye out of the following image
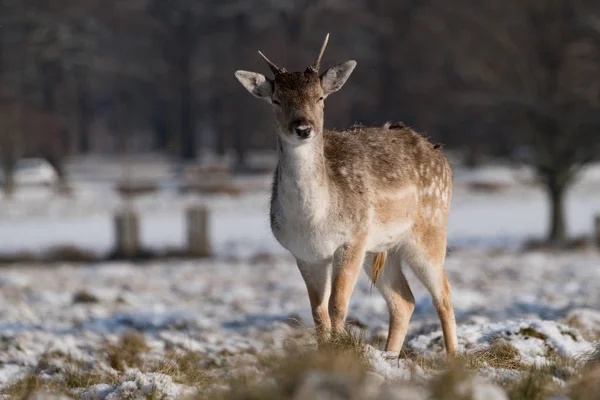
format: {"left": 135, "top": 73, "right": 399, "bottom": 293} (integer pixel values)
{"left": 318, "top": 97, "right": 324, "bottom": 102}
{"left": 272, "top": 99, "right": 281, "bottom": 106}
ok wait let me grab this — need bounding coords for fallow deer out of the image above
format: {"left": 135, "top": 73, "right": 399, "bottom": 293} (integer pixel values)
{"left": 234, "top": 34, "right": 457, "bottom": 354}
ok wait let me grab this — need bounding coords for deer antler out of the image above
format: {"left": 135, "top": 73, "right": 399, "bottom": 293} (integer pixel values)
{"left": 258, "top": 50, "right": 284, "bottom": 75}
{"left": 310, "top": 33, "right": 330, "bottom": 72}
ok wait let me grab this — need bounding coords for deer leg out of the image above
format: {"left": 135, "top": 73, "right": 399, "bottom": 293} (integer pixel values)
{"left": 405, "top": 228, "right": 457, "bottom": 355}
{"left": 329, "top": 236, "right": 367, "bottom": 335}
{"left": 364, "top": 252, "right": 415, "bottom": 353}
{"left": 297, "top": 259, "right": 332, "bottom": 344}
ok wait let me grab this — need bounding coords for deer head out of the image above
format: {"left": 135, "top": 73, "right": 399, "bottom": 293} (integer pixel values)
{"left": 235, "top": 34, "right": 357, "bottom": 144}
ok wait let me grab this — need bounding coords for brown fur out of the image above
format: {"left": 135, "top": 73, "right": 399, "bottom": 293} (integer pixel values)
{"left": 235, "top": 39, "right": 457, "bottom": 354}
{"left": 330, "top": 233, "right": 368, "bottom": 334}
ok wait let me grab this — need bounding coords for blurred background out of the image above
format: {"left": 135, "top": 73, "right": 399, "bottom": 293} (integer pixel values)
{"left": 0, "top": 0, "right": 599, "bottom": 260}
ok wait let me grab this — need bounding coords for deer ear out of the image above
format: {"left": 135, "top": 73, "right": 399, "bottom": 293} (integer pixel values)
{"left": 320, "top": 60, "right": 357, "bottom": 97}
{"left": 235, "top": 70, "right": 273, "bottom": 99}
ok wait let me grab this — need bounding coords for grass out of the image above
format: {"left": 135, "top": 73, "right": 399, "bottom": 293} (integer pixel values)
{"left": 2, "top": 375, "right": 45, "bottom": 399}
{"left": 2, "top": 353, "right": 120, "bottom": 399}
{"left": 518, "top": 327, "right": 548, "bottom": 341}
{"left": 198, "top": 330, "right": 372, "bottom": 400}
{"left": 568, "top": 365, "right": 600, "bottom": 400}
{"left": 0, "top": 244, "right": 219, "bottom": 265}
{"left": 72, "top": 290, "right": 99, "bottom": 304}
{"left": 402, "top": 337, "right": 523, "bottom": 373}
{"left": 461, "top": 337, "right": 523, "bottom": 370}
{"left": 152, "top": 350, "right": 217, "bottom": 389}
{"left": 503, "top": 365, "right": 556, "bottom": 400}
{"left": 2, "top": 329, "right": 599, "bottom": 400}
{"left": 429, "top": 359, "right": 476, "bottom": 400}
{"left": 105, "top": 330, "right": 149, "bottom": 371}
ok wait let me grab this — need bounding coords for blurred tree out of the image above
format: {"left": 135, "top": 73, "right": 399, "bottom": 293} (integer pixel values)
{"left": 147, "top": 0, "right": 215, "bottom": 161}
{"left": 422, "top": 0, "right": 600, "bottom": 245}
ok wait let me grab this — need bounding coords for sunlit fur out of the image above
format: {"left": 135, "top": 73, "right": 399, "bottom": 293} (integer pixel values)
{"left": 234, "top": 38, "right": 457, "bottom": 354}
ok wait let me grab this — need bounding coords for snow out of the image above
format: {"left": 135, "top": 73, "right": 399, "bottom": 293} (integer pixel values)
{"left": 0, "top": 163, "right": 599, "bottom": 256}
{"left": 408, "top": 320, "right": 591, "bottom": 365}
{"left": 0, "top": 250, "right": 597, "bottom": 393}
{"left": 80, "top": 370, "right": 195, "bottom": 400}
{"left": 0, "top": 162, "right": 599, "bottom": 396}
{"left": 364, "top": 348, "right": 417, "bottom": 381}
{"left": 565, "top": 308, "right": 600, "bottom": 338}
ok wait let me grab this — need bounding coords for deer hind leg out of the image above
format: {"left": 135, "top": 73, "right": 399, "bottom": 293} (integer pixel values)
{"left": 329, "top": 236, "right": 367, "bottom": 335}
{"left": 364, "top": 251, "right": 415, "bottom": 353}
{"left": 297, "top": 259, "right": 332, "bottom": 345}
{"left": 405, "top": 228, "right": 457, "bottom": 354}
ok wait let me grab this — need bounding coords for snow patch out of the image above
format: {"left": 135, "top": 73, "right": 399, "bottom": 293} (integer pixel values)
{"left": 80, "top": 370, "right": 195, "bottom": 400}
{"left": 409, "top": 319, "right": 593, "bottom": 365}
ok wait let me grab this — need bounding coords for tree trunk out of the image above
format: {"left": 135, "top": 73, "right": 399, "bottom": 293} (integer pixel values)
{"left": 546, "top": 179, "right": 567, "bottom": 245}
{"left": 180, "top": 65, "right": 195, "bottom": 160}
{"left": 179, "top": 21, "right": 196, "bottom": 161}
{"left": 179, "top": 88, "right": 193, "bottom": 159}
{"left": 40, "top": 62, "right": 69, "bottom": 194}
{"left": 211, "top": 97, "right": 226, "bottom": 156}
{"left": 152, "top": 98, "right": 169, "bottom": 151}
{"left": 1, "top": 149, "right": 15, "bottom": 198}
{"left": 77, "top": 75, "right": 91, "bottom": 153}
{"left": 232, "top": 127, "right": 246, "bottom": 171}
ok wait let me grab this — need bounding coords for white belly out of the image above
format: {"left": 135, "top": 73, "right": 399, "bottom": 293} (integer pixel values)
{"left": 273, "top": 219, "right": 345, "bottom": 264}
{"left": 365, "top": 219, "right": 414, "bottom": 253}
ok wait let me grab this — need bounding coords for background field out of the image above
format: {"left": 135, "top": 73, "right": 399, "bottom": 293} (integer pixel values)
{"left": 0, "top": 158, "right": 599, "bottom": 399}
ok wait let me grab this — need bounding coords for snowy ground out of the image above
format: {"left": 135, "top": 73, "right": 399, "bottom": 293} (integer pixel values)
{"left": 0, "top": 160, "right": 599, "bottom": 398}
{"left": 0, "top": 162, "right": 599, "bottom": 257}
{"left": 0, "top": 250, "right": 599, "bottom": 397}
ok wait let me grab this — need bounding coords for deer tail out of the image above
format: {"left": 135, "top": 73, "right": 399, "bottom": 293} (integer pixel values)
{"left": 371, "top": 252, "right": 387, "bottom": 285}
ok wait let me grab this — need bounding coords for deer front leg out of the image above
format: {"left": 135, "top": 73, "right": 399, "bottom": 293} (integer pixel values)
{"left": 297, "top": 259, "right": 332, "bottom": 344}
{"left": 329, "top": 236, "right": 367, "bottom": 335}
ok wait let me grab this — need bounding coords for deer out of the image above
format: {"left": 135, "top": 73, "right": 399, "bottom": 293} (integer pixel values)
{"left": 234, "top": 34, "right": 457, "bottom": 355}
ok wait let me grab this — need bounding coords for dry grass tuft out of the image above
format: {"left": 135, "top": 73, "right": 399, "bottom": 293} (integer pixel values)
{"left": 0, "top": 245, "right": 98, "bottom": 264}
{"left": 105, "top": 330, "right": 149, "bottom": 371}
{"left": 518, "top": 327, "right": 548, "bottom": 341}
{"left": 406, "top": 338, "right": 523, "bottom": 373}
{"left": 585, "top": 342, "right": 600, "bottom": 366}
{"left": 568, "top": 364, "right": 600, "bottom": 400}
{"left": 322, "top": 329, "right": 370, "bottom": 359}
{"left": 0, "top": 251, "right": 39, "bottom": 265}
{"left": 429, "top": 359, "right": 475, "bottom": 400}
{"left": 503, "top": 365, "right": 556, "bottom": 400}
{"left": 200, "top": 330, "right": 372, "bottom": 400}
{"left": 461, "top": 337, "right": 523, "bottom": 370}
{"left": 1, "top": 375, "right": 45, "bottom": 399}
{"left": 1, "top": 352, "right": 120, "bottom": 398}
{"left": 153, "top": 350, "right": 216, "bottom": 389}
{"left": 60, "top": 364, "right": 119, "bottom": 389}
{"left": 116, "top": 181, "right": 159, "bottom": 197}
{"left": 72, "top": 290, "right": 99, "bottom": 304}
{"left": 45, "top": 246, "right": 98, "bottom": 263}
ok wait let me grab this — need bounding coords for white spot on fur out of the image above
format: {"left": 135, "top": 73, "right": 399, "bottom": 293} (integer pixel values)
{"left": 422, "top": 207, "right": 433, "bottom": 219}
{"left": 433, "top": 208, "right": 443, "bottom": 223}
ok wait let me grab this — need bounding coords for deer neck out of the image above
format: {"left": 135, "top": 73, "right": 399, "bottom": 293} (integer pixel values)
{"left": 275, "top": 134, "right": 331, "bottom": 222}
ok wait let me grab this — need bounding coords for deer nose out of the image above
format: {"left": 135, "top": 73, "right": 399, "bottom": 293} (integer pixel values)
{"left": 294, "top": 124, "right": 313, "bottom": 139}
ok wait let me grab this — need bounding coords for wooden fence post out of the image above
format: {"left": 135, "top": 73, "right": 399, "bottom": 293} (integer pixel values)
{"left": 115, "top": 210, "right": 140, "bottom": 258}
{"left": 187, "top": 206, "right": 211, "bottom": 257}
